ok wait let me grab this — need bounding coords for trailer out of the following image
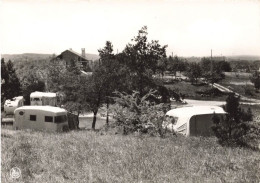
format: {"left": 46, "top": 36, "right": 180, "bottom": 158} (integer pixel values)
{"left": 163, "top": 106, "right": 226, "bottom": 136}
{"left": 14, "top": 106, "right": 69, "bottom": 132}
{"left": 4, "top": 96, "right": 24, "bottom": 115}
{"left": 30, "top": 92, "right": 57, "bottom": 106}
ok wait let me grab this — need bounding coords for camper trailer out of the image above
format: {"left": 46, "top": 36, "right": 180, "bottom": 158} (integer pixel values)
{"left": 14, "top": 106, "right": 68, "bottom": 132}
{"left": 4, "top": 96, "right": 24, "bottom": 115}
{"left": 30, "top": 92, "right": 57, "bottom": 106}
{"left": 163, "top": 106, "right": 226, "bottom": 136}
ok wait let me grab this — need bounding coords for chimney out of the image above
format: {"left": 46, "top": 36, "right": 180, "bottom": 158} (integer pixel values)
{"left": 69, "top": 48, "right": 72, "bottom": 51}
{"left": 81, "top": 48, "right": 85, "bottom": 58}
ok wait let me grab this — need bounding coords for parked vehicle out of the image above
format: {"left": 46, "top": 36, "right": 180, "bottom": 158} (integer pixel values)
{"left": 163, "top": 106, "right": 226, "bottom": 136}
{"left": 4, "top": 96, "right": 24, "bottom": 115}
{"left": 30, "top": 91, "right": 57, "bottom": 106}
{"left": 14, "top": 106, "right": 68, "bottom": 132}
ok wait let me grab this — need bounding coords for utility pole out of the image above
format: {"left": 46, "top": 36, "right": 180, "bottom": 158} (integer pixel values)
{"left": 210, "top": 49, "right": 213, "bottom": 87}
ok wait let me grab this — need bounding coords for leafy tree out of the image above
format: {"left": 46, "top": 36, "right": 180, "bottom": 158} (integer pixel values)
{"left": 200, "top": 58, "right": 226, "bottom": 85}
{"left": 1, "top": 59, "right": 22, "bottom": 102}
{"left": 21, "top": 71, "right": 45, "bottom": 105}
{"left": 97, "top": 41, "right": 119, "bottom": 125}
{"left": 60, "top": 60, "right": 87, "bottom": 116}
{"left": 186, "top": 62, "right": 202, "bottom": 84}
{"left": 167, "top": 56, "right": 186, "bottom": 79}
{"left": 250, "top": 71, "right": 260, "bottom": 92}
{"left": 112, "top": 90, "right": 170, "bottom": 136}
{"left": 46, "top": 60, "right": 66, "bottom": 93}
{"left": 122, "top": 26, "right": 167, "bottom": 96}
{"left": 212, "top": 93, "right": 257, "bottom": 147}
{"left": 81, "top": 71, "right": 106, "bottom": 129}
{"left": 1, "top": 58, "right": 9, "bottom": 105}
{"left": 157, "top": 57, "right": 168, "bottom": 78}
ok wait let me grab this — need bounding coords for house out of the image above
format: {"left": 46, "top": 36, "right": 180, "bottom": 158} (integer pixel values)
{"left": 54, "top": 48, "right": 96, "bottom": 71}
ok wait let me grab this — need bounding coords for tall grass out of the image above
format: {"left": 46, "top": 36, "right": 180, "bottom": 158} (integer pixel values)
{"left": 2, "top": 128, "right": 260, "bottom": 182}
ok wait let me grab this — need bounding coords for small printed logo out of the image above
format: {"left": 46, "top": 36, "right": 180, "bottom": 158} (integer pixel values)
{"left": 10, "top": 167, "right": 21, "bottom": 179}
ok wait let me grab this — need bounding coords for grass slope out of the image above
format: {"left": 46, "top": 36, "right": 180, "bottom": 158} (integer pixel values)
{"left": 2, "top": 129, "right": 260, "bottom": 183}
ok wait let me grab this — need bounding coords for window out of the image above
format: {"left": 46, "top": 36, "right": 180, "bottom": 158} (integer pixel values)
{"left": 54, "top": 115, "right": 67, "bottom": 124}
{"left": 30, "top": 115, "right": 36, "bottom": 121}
{"left": 45, "top": 116, "right": 53, "bottom": 123}
{"left": 32, "top": 98, "right": 41, "bottom": 101}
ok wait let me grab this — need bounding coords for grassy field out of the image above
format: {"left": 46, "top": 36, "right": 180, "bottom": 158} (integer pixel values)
{"left": 165, "top": 81, "right": 227, "bottom": 101}
{"left": 2, "top": 128, "right": 260, "bottom": 183}
{"left": 220, "top": 72, "right": 260, "bottom": 100}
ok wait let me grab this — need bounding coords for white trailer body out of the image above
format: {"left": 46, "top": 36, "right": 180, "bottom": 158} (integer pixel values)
{"left": 163, "top": 106, "right": 226, "bottom": 136}
{"left": 4, "top": 96, "right": 24, "bottom": 115}
{"left": 30, "top": 92, "right": 57, "bottom": 106}
{"left": 14, "top": 106, "right": 68, "bottom": 132}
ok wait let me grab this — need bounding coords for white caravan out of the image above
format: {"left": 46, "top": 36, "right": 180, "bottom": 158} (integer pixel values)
{"left": 163, "top": 106, "right": 226, "bottom": 136}
{"left": 14, "top": 106, "right": 68, "bottom": 132}
{"left": 4, "top": 96, "right": 24, "bottom": 115}
{"left": 30, "top": 92, "right": 57, "bottom": 106}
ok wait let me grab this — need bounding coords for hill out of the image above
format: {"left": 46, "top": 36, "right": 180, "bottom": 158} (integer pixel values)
{"left": 1, "top": 53, "right": 100, "bottom": 62}
{"left": 1, "top": 53, "right": 52, "bottom": 62}
{"left": 226, "top": 55, "right": 260, "bottom": 61}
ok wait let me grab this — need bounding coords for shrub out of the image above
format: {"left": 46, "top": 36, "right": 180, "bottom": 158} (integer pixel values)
{"left": 212, "top": 93, "right": 259, "bottom": 149}
{"left": 111, "top": 90, "right": 170, "bottom": 136}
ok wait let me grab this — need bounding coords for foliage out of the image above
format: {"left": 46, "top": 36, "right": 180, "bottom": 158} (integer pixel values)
{"left": 185, "top": 62, "right": 202, "bottom": 84}
{"left": 112, "top": 90, "right": 170, "bottom": 136}
{"left": 200, "top": 58, "right": 226, "bottom": 84}
{"left": 122, "top": 26, "right": 167, "bottom": 96}
{"left": 250, "top": 71, "right": 260, "bottom": 91}
{"left": 212, "top": 93, "right": 259, "bottom": 148}
{"left": 21, "top": 71, "right": 45, "bottom": 105}
{"left": 167, "top": 56, "right": 187, "bottom": 78}
{"left": 1, "top": 59, "right": 22, "bottom": 103}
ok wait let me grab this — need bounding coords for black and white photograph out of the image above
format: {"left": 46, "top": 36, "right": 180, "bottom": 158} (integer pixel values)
{"left": 1, "top": 0, "right": 260, "bottom": 182}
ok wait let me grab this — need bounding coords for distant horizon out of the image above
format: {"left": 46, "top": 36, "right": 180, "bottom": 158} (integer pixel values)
{"left": 2, "top": 51, "right": 260, "bottom": 59}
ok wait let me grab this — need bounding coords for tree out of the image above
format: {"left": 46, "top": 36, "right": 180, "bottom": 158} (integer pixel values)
{"left": 186, "top": 62, "right": 202, "bottom": 84}
{"left": 21, "top": 71, "right": 45, "bottom": 105}
{"left": 81, "top": 71, "right": 106, "bottom": 129}
{"left": 250, "top": 71, "right": 260, "bottom": 92}
{"left": 200, "top": 58, "right": 225, "bottom": 85}
{"left": 1, "top": 59, "right": 22, "bottom": 101}
{"left": 112, "top": 90, "right": 170, "bottom": 136}
{"left": 60, "top": 60, "right": 87, "bottom": 116}
{"left": 123, "top": 26, "right": 167, "bottom": 96}
{"left": 157, "top": 57, "right": 168, "bottom": 78}
{"left": 212, "top": 93, "right": 256, "bottom": 147}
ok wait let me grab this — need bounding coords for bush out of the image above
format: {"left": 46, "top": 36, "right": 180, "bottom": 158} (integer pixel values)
{"left": 111, "top": 90, "right": 170, "bottom": 136}
{"left": 212, "top": 93, "right": 259, "bottom": 149}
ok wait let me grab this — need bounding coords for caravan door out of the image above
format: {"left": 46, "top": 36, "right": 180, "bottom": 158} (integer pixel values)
{"left": 14, "top": 110, "right": 26, "bottom": 130}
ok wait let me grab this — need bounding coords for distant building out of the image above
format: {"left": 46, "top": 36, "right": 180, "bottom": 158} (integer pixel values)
{"left": 54, "top": 48, "right": 95, "bottom": 71}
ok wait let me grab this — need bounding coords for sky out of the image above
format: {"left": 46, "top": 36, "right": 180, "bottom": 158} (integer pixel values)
{"left": 0, "top": 0, "right": 260, "bottom": 57}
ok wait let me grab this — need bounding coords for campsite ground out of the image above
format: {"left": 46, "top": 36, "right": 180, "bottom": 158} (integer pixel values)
{"left": 2, "top": 128, "right": 260, "bottom": 183}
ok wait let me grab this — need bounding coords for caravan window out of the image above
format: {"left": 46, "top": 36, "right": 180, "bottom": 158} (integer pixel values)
{"left": 54, "top": 115, "right": 67, "bottom": 123}
{"left": 45, "top": 116, "right": 53, "bottom": 123}
{"left": 32, "top": 98, "right": 41, "bottom": 101}
{"left": 30, "top": 115, "right": 36, "bottom": 121}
